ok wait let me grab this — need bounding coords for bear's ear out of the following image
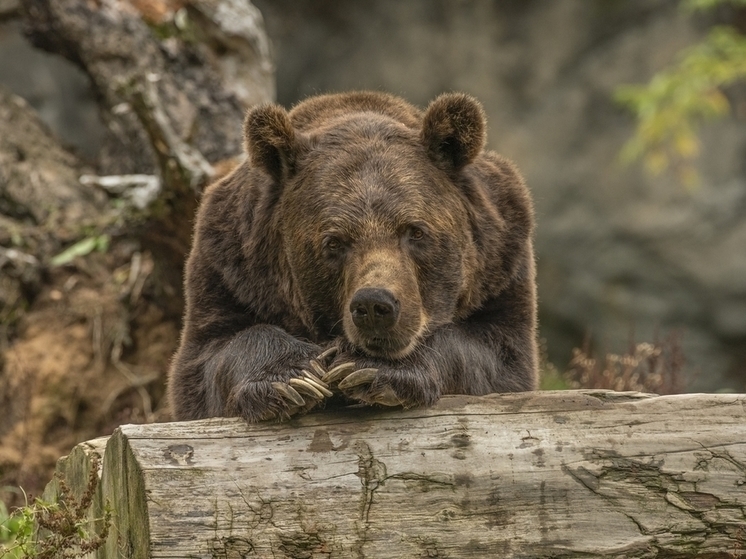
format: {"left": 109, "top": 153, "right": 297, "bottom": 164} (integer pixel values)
{"left": 243, "top": 104, "right": 300, "bottom": 181}
{"left": 421, "top": 93, "right": 486, "bottom": 171}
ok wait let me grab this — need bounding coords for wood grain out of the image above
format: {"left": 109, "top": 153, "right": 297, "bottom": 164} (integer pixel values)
{"left": 48, "top": 391, "right": 746, "bottom": 558}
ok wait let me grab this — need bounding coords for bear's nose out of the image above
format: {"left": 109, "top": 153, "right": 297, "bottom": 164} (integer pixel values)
{"left": 350, "top": 288, "right": 399, "bottom": 331}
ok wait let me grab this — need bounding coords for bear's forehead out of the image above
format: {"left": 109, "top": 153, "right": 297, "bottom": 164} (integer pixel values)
{"left": 306, "top": 131, "right": 438, "bottom": 193}
{"left": 312, "top": 182, "right": 428, "bottom": 225}
{"left": 309, "top": 111, "right": 418, "bottom": 143}
{"left": 297, "top": 174, "right": 462, "bottom": 237}
{"left": 288, "top": 115, "right": 465, "bottom": 231}
{"left": 309, "top": 152, "right": 445, "bottom": 213}
{"left": 309, "top": 115, "right": 427, "bottom": 163}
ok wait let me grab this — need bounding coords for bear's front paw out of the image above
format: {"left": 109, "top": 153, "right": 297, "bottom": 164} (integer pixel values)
{"left": 229, "top": 346, "right": 340, "bottom": 422}
{"left": 338, "top": 368, "right": 402, "bottom": 406}
{"left": 231, "top": 369, "right": 334, "bottom": 422}
{"left": 324, "top": 359, "right": 440, "bottom": 409}
{"left": 272, "top": 370, "right": 333, "bottom": 408}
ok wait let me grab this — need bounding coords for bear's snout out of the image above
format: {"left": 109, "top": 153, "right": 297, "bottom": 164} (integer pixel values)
{"left": 349, "top": 288, "right": 400, "bottom": 332}
{"left": 342, "top": 247, "right": 426, "bottom": 359}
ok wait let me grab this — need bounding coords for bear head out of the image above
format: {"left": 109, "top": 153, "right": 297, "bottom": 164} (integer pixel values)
{"left": 244, "top": 93, "right": 493, "bottom": 360}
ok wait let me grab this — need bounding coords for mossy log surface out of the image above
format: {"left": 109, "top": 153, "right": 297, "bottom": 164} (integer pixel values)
{"left": 48, "top": 390, "right": 746, "bottom": 558}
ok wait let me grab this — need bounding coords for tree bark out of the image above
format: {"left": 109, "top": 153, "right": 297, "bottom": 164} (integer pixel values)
{"left": 46, "top": 391, "right": 746, "bottom": 558}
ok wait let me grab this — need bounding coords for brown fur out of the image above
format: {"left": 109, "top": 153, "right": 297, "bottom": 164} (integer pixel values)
{"left": 169, "top": 91, "right": 538, "bottom": 422}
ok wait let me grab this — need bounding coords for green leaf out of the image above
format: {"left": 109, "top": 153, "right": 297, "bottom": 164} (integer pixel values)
{"left": 50, "top": 235, "right": 110, "bottom": 267}
{"left": 616, "top": 23, "right": 746, "bottom": 184}
{"left": 95, "top": 234, "right": 110, "bottom": 253}
{"left": 50, "top": 237, "right": 98, "bottom": 267}
{"left": 682, "top": 0, "right": 746, "bottom": 13}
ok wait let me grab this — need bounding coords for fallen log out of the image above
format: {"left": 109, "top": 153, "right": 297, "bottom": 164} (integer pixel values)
{"left": 45, "top": 390, "right": 746, "bottom": 558}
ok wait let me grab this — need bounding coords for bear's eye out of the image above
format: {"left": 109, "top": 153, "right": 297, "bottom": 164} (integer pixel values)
{"left": 323, "top": 236, "right": 344, "bottom": 255}
{"left": 408, "top": 226, "right": 425, "bottom": 241}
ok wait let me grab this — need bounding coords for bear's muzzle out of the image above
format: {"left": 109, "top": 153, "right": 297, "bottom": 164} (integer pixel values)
{"left": 349, "top": 287, "right": 400, "bottom": 332}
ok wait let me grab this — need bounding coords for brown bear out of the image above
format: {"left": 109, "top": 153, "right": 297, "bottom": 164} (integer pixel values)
{"left": 169, "top": 91, "right": 538, "bottom": 423}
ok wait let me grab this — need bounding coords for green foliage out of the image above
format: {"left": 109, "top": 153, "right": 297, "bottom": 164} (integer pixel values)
{"left": 616, "top": 24, "right": 746, "bottom": 186}
{"left": 0, "top": 457, "right": 111, "bottom": 559}
{"left": 681, "top": 0, "right": 746, "bottom": 11}
{"left": 50, "top": 235, "right": 110, "bottom": 267}
{"left": 0, "top": 499, "right": 34, "bottom": 559}
{"left": 539, "top": 366, "right": 570, "bottom": 390}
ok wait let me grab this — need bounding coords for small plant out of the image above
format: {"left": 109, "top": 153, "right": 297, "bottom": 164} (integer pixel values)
{"left": 616, "top": 0, "right": 746, "bottom": 186}
{"left": 0, "top": 456, "right": 111, "bottom": 558}
{"left": 50, "top": 235, "right": 110, "bottom": 267}
{"left": 0, "top": 497, "right": 34, "bottom": 559}
{"left": 538, "top": 338, "right": 571, "bottom": 390}
{"left": 563, "top": 332, "right": 686, "bottom": 395}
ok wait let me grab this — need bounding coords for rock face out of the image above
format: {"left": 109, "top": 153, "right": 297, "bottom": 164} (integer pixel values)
{"left": 253, "top": 0, "right": 746, "bottom": 391}
{"left": 0, "top": 85, "right": 105, "bottom": 328}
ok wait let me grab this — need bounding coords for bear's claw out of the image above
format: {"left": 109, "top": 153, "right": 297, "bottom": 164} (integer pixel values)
{"left": 322, "top": 362, "right": 357, "bottom": 384}
{"left": 336, "top": 368, "right": 378, "bottom": 390}
{"left": 289, "top": 376, "right": 333, "bottom": 399}
{"left": 316, "top": 346, "right": 338, "bottom": 363}
{"left": 271, "top": 382, "right": 305, "bottom": 407}
{"left": 272, "top": 361, "right": 402, "bottom": 414}
{"left": 370, "top": 385, "right": 402, "bottom": 407}
{"left": 333, "top": 368, "right": 403, "bottom": 407}
{"left": 301, "top": 369, "right": 331, "bottom": 389}
{"left": 308, "top": 359, "right": 327, "bottom": 378}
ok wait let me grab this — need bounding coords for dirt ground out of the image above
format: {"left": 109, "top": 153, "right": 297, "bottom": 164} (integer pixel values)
{"left": 0, "top": 243, "right": 179, "bottom": 507}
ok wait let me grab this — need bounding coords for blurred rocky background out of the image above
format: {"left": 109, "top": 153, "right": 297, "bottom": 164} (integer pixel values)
{"left": 1, "top": 0, "right": 744, "bottom": 505}
{"left": 251, "top": 0, "right": 746, "bottom": 395}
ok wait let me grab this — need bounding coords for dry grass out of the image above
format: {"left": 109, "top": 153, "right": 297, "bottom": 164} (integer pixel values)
{"left": 562, "top": 332, "right": 686, "bottom": 395}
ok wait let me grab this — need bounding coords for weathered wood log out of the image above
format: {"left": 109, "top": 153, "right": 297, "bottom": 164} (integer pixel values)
{"left": 47, "top": 390, "right": 746, "bottom": 558}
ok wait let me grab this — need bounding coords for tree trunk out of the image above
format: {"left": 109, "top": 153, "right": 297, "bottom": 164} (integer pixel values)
{"left": 20, "top": 0, "right": 273, "bottom": 314}
{"left": 46, "top": 390, "right": 746, "bottom": 558}
{"left": 0, "top": 0, "right": 273, "bottom": 505}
